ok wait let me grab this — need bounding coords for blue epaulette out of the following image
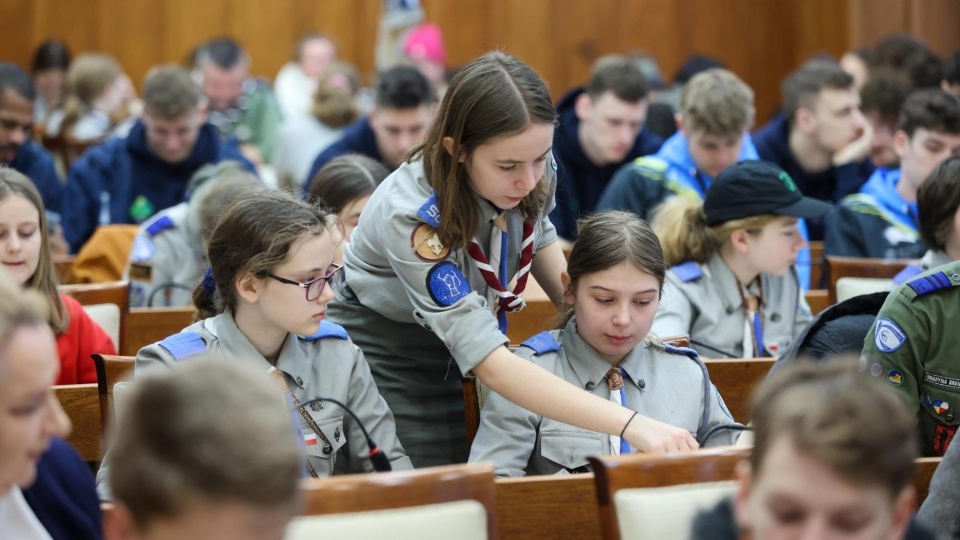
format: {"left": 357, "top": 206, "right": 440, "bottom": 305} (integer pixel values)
{"left": 907, "top": 271, "right": 957, "bottom": 298}
{"left": 145, "top": 215, "right": 175, "bottom": 237}
{"left": 158, "top": 332, "right": 207, "bottom": 361}
{"left": 519, "top": 331, "right": 562, "bottom": 356}
{"left": 662, "top": 343, "right": 699, "bottom": 358}
{"left": 892, "top": 264, "right": 923, "bottom": 285}
{"left": 672, "top": 261, "right": 703, "bottom": 283}
{"left": 303, "top": 320, "right": 349, "bottom": 341}
{"left": 416, "top": 192, "right": 441, "bottom": 227}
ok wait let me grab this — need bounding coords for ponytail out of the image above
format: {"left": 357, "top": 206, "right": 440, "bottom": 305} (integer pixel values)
{"left": 651, "top": 196, "right": 716, "bottom": 266}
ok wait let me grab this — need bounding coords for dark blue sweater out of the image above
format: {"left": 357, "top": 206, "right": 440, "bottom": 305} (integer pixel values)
{"left": 21, "top": 438, "right": 102, "bottom": 540}
{"left": 63, "top": 121, "right": 253, "bottom": 251}
{"left": 306, "top": 117, "right": 384, "bottom": 187}
{"left": 11, "top": 139, "right": 63, "bottom": 217}
{"left": 549, "top": 87, "right": 664, "bottom": 239}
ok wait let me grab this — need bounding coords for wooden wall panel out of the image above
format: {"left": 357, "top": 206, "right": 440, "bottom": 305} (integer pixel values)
{"left": 2, "top": 0, "right": 958, "bottom": 120}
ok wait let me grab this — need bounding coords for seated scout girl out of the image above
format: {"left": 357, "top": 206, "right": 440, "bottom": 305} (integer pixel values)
{"left": 469, "top": 211, "right": 741, "bottom": 476}
{"left": 651, "top": 161, "right": 830, "bottom": 358}
{"left": 97, "top": 190, "right": 410, "bottom": 498}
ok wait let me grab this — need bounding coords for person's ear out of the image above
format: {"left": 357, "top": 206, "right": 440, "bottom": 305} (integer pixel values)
{"left": 102, "top": 503, "right": 138, "bottom": 540}
{"left": 574, "top": 93, "right": 593, "bottom": 121}
{"left": 560, "top": 272, "right": 576, "bottom": 305}
{"left": 893, "top": 129, "right": 910, "bottom": 161}
{"left": 729, "top": 228, "right": 752, "bottom": 254}
{"left": 235, "top": 271, "right": 263, "bottom": 304}
{"left": 732, "top": 459, "right": 754, "bottom": 534}
{"left": 886, "top": 486, "right": 915, "bottom": 540}
{"left": 675, "top": 114, "right": 686, "bottom": 136}
{"left": 442, "top": 136, "right": 466, "bottom": 163}
{"left": 795, "top": 107, "right": 814, "bottom": 134}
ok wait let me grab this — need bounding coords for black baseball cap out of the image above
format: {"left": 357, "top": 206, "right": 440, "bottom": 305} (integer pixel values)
{"left": 703, "top": 160, "right": 833, "bottom": 226}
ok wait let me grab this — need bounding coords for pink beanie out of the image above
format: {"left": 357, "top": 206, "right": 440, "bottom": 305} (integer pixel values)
{"left": 404, "top": 23, "right": 447, "bottom": 65}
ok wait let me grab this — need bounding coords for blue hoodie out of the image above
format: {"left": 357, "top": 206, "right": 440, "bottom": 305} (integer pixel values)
{"left": 10, "top": 139, "right": 63, "bottom": 218}
{"left": 824, "top": 168, "right": 924, "bottom": 259}
{"left": 598, "top": 131, "right": 813, "bottom": 289}
{"left": 753, "top": 113, "right": 874, "bottom": 239}
{"left": 63, "top": 121, "right": 253, "bottom": 252}
{"left": 306, "top": 117, "right": 383, "bottom": 188}
{"left": 549, "top": 87, "right": 664, "bottom": 239}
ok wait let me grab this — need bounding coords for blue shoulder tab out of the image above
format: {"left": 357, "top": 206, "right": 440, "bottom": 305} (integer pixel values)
{"left": 662, "top": 343, "right": 699, "bottom": 358}
{"left": 907, "top": 271, "right": 957, "bottom": 298}
{"left": 416, "top": 191, "right": 441, "bottom": 228}
{"left": 303, "top": 320, "right": 349, "bottom": 341}
{"left": 672, "top": 261, "right": 703, "bottom": 283}
{"left": 145, "top": 215, "right": 176, "bottom": 237}
{"left": 892, "top": 264, "right": 923, "bottom": 285}
{"left": 158, "top": 332, "right": 207, "bottom": 361}
{"left": 519, "top": 331, "right": 562, "bottom": 356}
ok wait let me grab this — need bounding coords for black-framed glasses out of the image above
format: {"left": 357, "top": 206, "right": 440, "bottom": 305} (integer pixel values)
{"left": 268, "top": 264, "right": 343, "bottom": 301}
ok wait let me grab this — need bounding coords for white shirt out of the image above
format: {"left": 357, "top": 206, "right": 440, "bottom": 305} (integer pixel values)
{"left": 0, "top": 487, "right": 54, "bottom": 540}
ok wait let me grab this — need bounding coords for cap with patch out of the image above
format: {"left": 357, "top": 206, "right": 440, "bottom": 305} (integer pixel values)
{"left": 703, "top": 160, "right": 833, "bottom": 227}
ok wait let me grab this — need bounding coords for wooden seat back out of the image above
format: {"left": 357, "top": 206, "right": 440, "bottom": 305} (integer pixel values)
{"left": 91, "top": 354, "right": 136, "bottom": 436}
{"left": 122, "top": 306, "right": 195, "bottom": 356}
{"left": 59, "top": 281, "right": 130, "bottom": 352}
{"left": 825, "top": 256, "right": 913, "bottom": 304}
{"left": 55, "top": 383, "right": 102, "bottom": 462}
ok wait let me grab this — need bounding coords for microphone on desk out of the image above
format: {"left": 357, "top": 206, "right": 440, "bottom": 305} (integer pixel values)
{"left": 295, "top": 396, "right": 392, "bottom": 472}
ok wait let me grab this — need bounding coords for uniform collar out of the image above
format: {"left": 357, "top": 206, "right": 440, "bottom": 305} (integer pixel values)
{"left": 561, "top": 317, "right": 651, "bottom": 391}
{"left": 705, "top": 252, "right": 759, "bottom": 312}
{"left": 209, "top": 310, "right": 312, "bottom": 388}
{"left": 922, "top": 249, "right": 953, "bottom": 270}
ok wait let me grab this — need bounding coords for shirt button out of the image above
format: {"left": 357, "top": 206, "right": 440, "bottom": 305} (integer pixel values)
{"left": 638, "top": 379, "right": 646, "bottom": 390}
{"left": 296, "top": 376, "right": 304, "bottom": 386}
{"left": 770, "top": 313, "right": 781, "bottom": 323}
{"left": 585, "top": 382, "right": 596, "bottom": 391}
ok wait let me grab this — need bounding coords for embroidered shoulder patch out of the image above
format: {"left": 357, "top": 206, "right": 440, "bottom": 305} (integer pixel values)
{"left": 158, "top": 332, "right": 207, "bottom": 361}
{"left": 519, "top": 331, "right": 561, "bottom": 356}
{"left": 672, "top": 261, "right": 703, "bottom": 283}
{"left": 892, "top": 264, "right": 923, "bottom": 285}
{"left": 426, "top": 262, "right": 471, "bottom": 307}
{"left": 874, "top": 318, "right": 907, "bottom": 353}
{"left": 416, "top": 192, "right": 441, "bottom": 228}
{"left": 907, "top": 271, "right": 955, "bottom": 298}
{"left": 411, "top": 223, "right": 449, "bottom": 261}
{"left": 303, "top": 320, "right": 349, "bottom": 341}
{"left": 145, "top": 215, "right": 176, "bottom": 237}
{"left": 130, "top": 235, "right": 157, "bottom": 262}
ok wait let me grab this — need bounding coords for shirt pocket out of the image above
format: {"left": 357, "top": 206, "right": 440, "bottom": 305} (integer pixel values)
{"left": 303, "top": 414, "right": 347, "bottom": 461}
{"left": 539, "top": 430, "right": 603, "bottom": 472}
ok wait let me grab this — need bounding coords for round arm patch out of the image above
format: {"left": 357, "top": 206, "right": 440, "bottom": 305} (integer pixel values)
{"left": 426, "top": 261, "right": 471, "bottom": 307}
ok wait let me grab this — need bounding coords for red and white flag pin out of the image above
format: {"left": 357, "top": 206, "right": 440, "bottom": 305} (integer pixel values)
{"left": 304, "top": 433, "right": 318, "bottom": 447}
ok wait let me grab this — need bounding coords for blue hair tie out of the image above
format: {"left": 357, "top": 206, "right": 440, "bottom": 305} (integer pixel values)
{"left": 201, "top": 268, "right": 216, "bottom": 294}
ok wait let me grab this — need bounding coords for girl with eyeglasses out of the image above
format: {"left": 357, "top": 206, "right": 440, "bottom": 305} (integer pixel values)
{"left": 105, "top": 189, "right": 410, "bottom": 487}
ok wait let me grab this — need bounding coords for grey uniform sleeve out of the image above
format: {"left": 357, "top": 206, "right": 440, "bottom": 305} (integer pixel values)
{"left": 536, "top": 156, "right": 559, "bottom": 250}
{"left": 702, "top": 383, "right": 741, "bottom": 446}
{"left": 343, "top": 341, "right": 413, "bottom": 472}
{"left": 792, "top": 269, "right": 813, "bottom": 338}
{"left": 468, "top": 348, "right": 544, "bottom": 477}
{"left": 96, "top": 341, "right": 180, "bottom": 500}
{"left": 652, "top": 279, "right": 695, "bottom": 339}
{"left": 380, "top": 209, "right": 508, "bottom": 376}
{"left": 918, "top": 433, "right": 960, "bottom": 539}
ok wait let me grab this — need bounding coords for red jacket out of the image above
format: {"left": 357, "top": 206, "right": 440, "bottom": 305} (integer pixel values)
{"left": 55, "top": 294, "right": 115, "bottom": 385}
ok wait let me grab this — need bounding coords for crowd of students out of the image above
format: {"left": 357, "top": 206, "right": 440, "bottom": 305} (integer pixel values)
{"left": 3, "top": 12, "right": 960, "bottom": 539}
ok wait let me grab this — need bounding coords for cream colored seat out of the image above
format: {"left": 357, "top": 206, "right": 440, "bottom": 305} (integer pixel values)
{"left": 286, "top": 500, "right": 488, "bottom": 540}
{"left": 615, "top": 481, "right": 737, "bottom": 539}
{"left": 835, "top": 277, "right": 891, "bottom": 303}
{"left": 82, "top": 303, "right": 121, "bottom": 350}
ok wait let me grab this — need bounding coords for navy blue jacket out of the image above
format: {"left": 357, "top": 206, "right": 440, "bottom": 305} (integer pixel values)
{"left": 21, "top": 438, "right": 102, "bottom": 540}
{"left": 11, "top": 139, "right": 63, "bottom": 218}
{"left": 306, "top": 117, "right": 384, "bottom": 187}
{"left": 549, "top": 87, "right": 664, "bottom": 239}
{"left": 753, "top": 113, "right": 874, "bottom": 240}
{"left": 63, "top": 121, "right": 253, "bottom": 252}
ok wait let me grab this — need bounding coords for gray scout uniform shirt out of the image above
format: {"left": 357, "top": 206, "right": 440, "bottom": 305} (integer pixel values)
{"left": 338, "top": 159, "right": 559, "bottom": 375}
{"left": 124, "top": 202, "right": 204, "bottom": 308}
{"left": 95, "top": 312, "right": 411, "bottom": 499}
{"left": 652, "top": 252, "right": 811, "bottom": 358}
{"left": 468, "top": 318, "right": 740, "bottom": 477}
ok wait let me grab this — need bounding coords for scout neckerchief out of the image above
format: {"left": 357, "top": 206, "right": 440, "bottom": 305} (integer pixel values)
{"left": 735, "top": 279, "right": 765, "bottom": 358}
{"left": 466, "top": 211, "right": 535, "bottom": 334}
{"left": 606, "top": 366, "right": 632, "bottom": 455}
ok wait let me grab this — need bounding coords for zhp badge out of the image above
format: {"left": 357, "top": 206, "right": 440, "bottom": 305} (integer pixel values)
{"left": 411, "top": 224, "right": 449, "bottom": 261}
